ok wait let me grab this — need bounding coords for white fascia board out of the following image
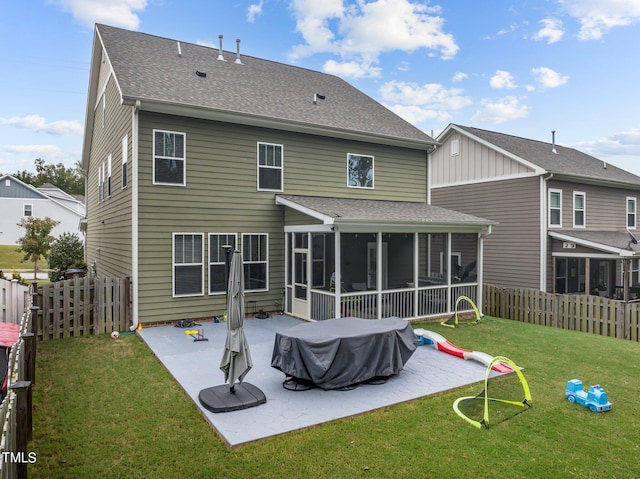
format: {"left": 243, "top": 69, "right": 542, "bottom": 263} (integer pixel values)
{"left": 429, "top": 171, "right": 539, "bottom": 189}
{"left": 275, "top": 196, "right": 334, "bottom": 224}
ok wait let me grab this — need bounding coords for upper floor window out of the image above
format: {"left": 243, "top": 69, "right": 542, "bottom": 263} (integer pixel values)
{"left": 347, "top": 153, "right": 374, "bottom": 189}
{"left": 209, "top": 233, "right": 237, "bottom": 294}
{"left": 450, "top": 139, "right": 460, "bottom": 157}
{"left": 107, "top": 154, "right": 112, "bottom": 198}
{"left": 243, "top": 233, "right": 268, "bottom": 292}
{"left": 154, "top": 130, "right": 185, "bottom": 186}
{"left": 23, "top": 204, "right": 32, "bottom": 217}
{"left": 573, "top": 192, "right": 585, "bottom": 228}
{"left": 549, "top": 189, "right": 562, "bottom": 227}
{"left": 122, "top": 135, "right": 128, "bottom": 189}
{"left": 628, "top": 197, "right": 637, "bottom": 229}
{"left": 173, "top": 233, "right": 204, "bottom": 297}
{"left": 257, "top": 142, "right": 283, "bottom": 191}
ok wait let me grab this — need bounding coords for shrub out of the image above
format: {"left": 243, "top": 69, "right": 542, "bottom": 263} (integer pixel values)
{"left": 48, "top": 233, "right": 86, "bottom": 282}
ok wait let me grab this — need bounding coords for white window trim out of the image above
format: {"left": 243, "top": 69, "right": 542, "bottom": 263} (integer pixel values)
{"left": 23, "top": 204, "right": 32, "bottom": 217}
{"left": 549, "top": 188, "right": 562, "bottom": 228}
{"left": 107, "top": 154, "right": 112, "bottom": 198}
{"left": 257, "top": 142, "right": 284, "bottom": 192}
{"left": 242, "top": 233, "right": 269, "bottom": 292}
{"left": 122, "top": 135, "right": 128, "bottom": 189}
{"left": 573, "top": 191, "right": 585, "bottom": 228}
{"left": 153, "top": 129, "right": 187, "bottom": 187}
{"left": 172, "top": 233, "right": 204, "bottom": 298}
{"left": 450, "top": 139, "right": 460, "bottom": 157}
{"left": 627, "top": 196, "right": 637, "bottom": 230}
{"left": 347, "top": 153, "right": 375, "bottom": 189}
{"left": 208, "top": 233, "right": 238, "bottom": 295}
{"left": 98, "top": 166, "right": 102, "bottom": 203}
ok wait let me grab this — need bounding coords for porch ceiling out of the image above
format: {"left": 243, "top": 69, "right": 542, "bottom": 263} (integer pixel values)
{"left": 276, "top": 194, "right": 496, "bottom": 231}
{"left": 549, "top": 230, "right": 640, "bottom": 256}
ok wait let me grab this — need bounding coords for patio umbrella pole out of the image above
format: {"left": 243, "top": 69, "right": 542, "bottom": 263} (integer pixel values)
{"left": 198, "top": 248, "right": 267, "bottom": 413}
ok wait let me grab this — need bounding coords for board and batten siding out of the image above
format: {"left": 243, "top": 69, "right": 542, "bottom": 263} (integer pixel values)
{"left": 430, "top": 130, "right": 533, "bottom": 186}
{"left": 136, "top": 112, "right": 428, "bottom": 323}
{"left": 85, "top": 73, "right": 134, "bottom": 281}
{"left": 547, "top": 179, "right": 640, "bottom": 231}
{"left": 431, "top": 176, "right": 541, "bottom": 289}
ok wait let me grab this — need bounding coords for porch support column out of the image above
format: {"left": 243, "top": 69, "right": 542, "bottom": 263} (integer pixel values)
{"left": 334, "top": 230, "right": 341, "bottom": 319}
{"left": 477, "top": 232, "right": 484, "bottom": 316}
{"left": 413, "top": 233, "right": 419, "bottom": 318}
{"left": 623, "top": 259, "right": 630, "bottom": 302}
{"left": 377, "top": 232, "right": 383, "bottom": 319}
{"left": 585, "top": 258, "right": 591, "bottom": 296}
{"left": 446, "top": 232, "right": 452, "bottom": 314}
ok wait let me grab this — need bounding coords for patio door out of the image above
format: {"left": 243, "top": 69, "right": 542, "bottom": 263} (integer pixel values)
{"left": 292, "top": 233, "right": 309, "bottom": 318}
{"left": 367, "top": 242, "right": 388, "bottom": 289}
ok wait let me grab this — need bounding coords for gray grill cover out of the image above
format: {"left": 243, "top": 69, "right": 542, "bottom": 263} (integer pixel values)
{"left": 271, "top": 317, "right": 418, "bottom": 390}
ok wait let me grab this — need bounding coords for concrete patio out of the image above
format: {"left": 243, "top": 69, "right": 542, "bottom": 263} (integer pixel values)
{"left": 138, "top": 315, "right": 493, "bottom": 447}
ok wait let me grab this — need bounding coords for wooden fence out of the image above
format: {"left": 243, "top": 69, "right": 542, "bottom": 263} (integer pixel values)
{"left": 483, "top": 284, "right": 640, "bottom": 342}
{"left": 0, "top": 279, "right": 29, "bottom": 325}
{"left": 0, "top": 288, "right": 36, "bottom": 479}
{"left": 36, "top": 277, "right": 131, "bottom": 341}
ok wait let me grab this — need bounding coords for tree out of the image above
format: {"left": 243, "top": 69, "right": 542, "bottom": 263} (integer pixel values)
{"left": 12, "top": 158, "right": 84, "bottom": 195}
{"left": 48, "top": 233, "right": 86, "bottom": 282}
{"left": 16, "top": 217, "right": 60, "bottom": 279}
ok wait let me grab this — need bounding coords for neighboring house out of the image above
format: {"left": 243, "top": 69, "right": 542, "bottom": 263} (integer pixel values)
{"left": 37, "top": 183, "right": 86, "bottom": 216}
{"left": 0, "top": 175, "right": 85, "bottom": 245}
{"left": 81, "top": 24, "right": 494, "bottom": 327}
{"left": 430, "top": 124, "right": 640, "bottom": 301}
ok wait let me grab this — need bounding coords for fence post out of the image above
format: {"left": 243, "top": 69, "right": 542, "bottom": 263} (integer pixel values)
{"left": 10, "top": 380, "right": 32, "bottom": 479}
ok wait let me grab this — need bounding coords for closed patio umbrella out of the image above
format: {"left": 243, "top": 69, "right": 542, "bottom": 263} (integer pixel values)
{"left": 219, "top": 250, "right": 252, "bottom": 390}
{"left": 199, "top": 249, "right": 266, "bottom": 412}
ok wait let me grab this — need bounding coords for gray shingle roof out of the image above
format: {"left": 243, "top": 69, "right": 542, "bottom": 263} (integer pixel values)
{"left": 96, "top": 24, "right": 434, "bottom": 145}
{"left": 277, "top": 195, "right": 495, "bottom": 227}
{"left": 454, "top": 125, "right": 640, "bottom": 186}
{"left": 550, "top": 230, "right": 640, "bottom": 254}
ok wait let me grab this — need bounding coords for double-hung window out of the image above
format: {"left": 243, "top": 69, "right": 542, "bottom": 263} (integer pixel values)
{"left": 573, "top": 192, "right": 585, "bottom": 228}
{"left": 628, "top": 197, "right": 637, "bottom": 229}
{"left": 154, "top": 130, "right": 186, "bottom": 186}
{"left": 23, "top": 204, "right": 32, "bottom": 217}
{"left": 209, "top": 233, "right": 237, "bottom": 294}
{"left": 122, "top": 135, "right": 128, "bottom": 189}
{"left": 242, "top": 233, "right": 268, "bottom": 291}
{"left": 257, "top": 142, "right": 283, "bottom": 191}
{"left": 173, "top": 233, "right": 204, "bottom": 297}
{"left": 347, "top": 153, "right": 374, "bottom": 188}
{"left": 549, "top": 189, "right": 562, "bottom": 227}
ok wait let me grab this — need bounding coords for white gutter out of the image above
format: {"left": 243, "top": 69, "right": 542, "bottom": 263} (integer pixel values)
{"left": 129, "top": 101, "right": 140, "bottom": 331}
{"left": 540, "top": 173, "right": 553, "bottom": 291}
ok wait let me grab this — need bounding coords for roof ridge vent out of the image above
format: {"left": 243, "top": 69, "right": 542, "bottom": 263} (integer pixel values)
{"left": 217, "top": 35, "right": 226, "bottom": 61}
{"left": 235, "top": 39, "right": 243, "bottom": 64}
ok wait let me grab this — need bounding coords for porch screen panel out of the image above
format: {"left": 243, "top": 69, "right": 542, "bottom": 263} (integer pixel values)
{"left": 418, "top": 233, "right": 448, "bottom": 285}
{"left": 384, "top": 233, "right": 414, "bottom": 289}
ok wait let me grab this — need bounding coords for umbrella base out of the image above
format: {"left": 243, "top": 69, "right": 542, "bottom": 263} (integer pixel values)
{"left": 198, "top": 382, "right": 266, "bottom": 413}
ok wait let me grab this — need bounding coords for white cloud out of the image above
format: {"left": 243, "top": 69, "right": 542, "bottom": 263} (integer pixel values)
{"left": 574, "top": 127, "right": 640, "bottom": 156}
{"left": 289, "top": 0, "right": 458, "bottom": 68}
{"left": 530, "top": 67, "right": 569, "bottom": 89}
{"left": 532, "top": 18, "right": 565, "bottom": 43}
{"left": 383, "top": 103, "right": 450, "bottom": 124}
{"left": 0, "top": 115, "right": 83, "bottom": 136}
{"left": 47, "top": 0, "right": 147, "bottom": 29}
{"left": 472, "top": 96, "right": 529, "bottom": 123}
{"left": 379, "top": 81, "right": 472, "bottom": 110}
{"left": 558, "top": 0, "right": 640, "bottom": 40}
{"left": 247, "top": 0, "right": 264, "bottom": 23}
{"left": 323, "top": 59, "right": 381, "bottom": 78}
{"left": 2, "top": 144, "right": 64, "bottom": 158}
{"left": 490, "top": 70, "right": 516, "bottom": 89}
{"left": 452, "top": 72, "right": 468, "bottom": 82}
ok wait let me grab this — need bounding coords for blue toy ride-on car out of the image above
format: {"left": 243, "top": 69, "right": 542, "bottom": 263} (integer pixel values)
{"left": 565, "top": 379, "right": 612, "bottom": 413}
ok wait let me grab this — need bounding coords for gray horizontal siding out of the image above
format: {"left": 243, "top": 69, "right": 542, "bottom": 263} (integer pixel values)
{"left": 431, "top": 176, "right": 541, "bottom": 289}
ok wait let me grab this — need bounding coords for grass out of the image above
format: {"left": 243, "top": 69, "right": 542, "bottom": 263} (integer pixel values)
{"left": 0, "top": 244, "right": 49, "bottom": 281}
{"left": 30, "top": 318, "right": 640, "bottom": 479}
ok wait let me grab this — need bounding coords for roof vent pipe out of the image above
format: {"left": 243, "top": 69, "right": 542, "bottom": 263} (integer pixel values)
{"left": 235, "top": 39, "right": 243, "bottom": 64}
{"left": 551, "top": 130, "right": 558, "bottom": 154}
{"left": 177, "top": 41, "right": 182, "bottom": 57}
{"left": 217, "top": 35, "right": 226, "bottom": 61}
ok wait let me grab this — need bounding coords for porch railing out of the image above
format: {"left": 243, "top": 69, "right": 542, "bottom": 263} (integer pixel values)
{"left": 308, "top": 283, "right": 479, "bottom": 321}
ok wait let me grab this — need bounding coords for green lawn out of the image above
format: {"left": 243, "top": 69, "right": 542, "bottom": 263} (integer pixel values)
{"left": 0, "top": 244, "right": 48, "bottom": 274}
{"left": 30, "top": 318, "right": 640, "bottom": 479}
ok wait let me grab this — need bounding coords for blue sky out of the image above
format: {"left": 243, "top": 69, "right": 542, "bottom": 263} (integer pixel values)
{"left": 2, "top": 0, "right": 640, "bottom": 176}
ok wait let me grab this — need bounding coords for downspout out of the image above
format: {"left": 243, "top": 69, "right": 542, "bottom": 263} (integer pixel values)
{"left": 541, "top": 173, "right": 553, "bottom": 292}
{"left": 130, "top": 100, "right": 140, "bottom": 331}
